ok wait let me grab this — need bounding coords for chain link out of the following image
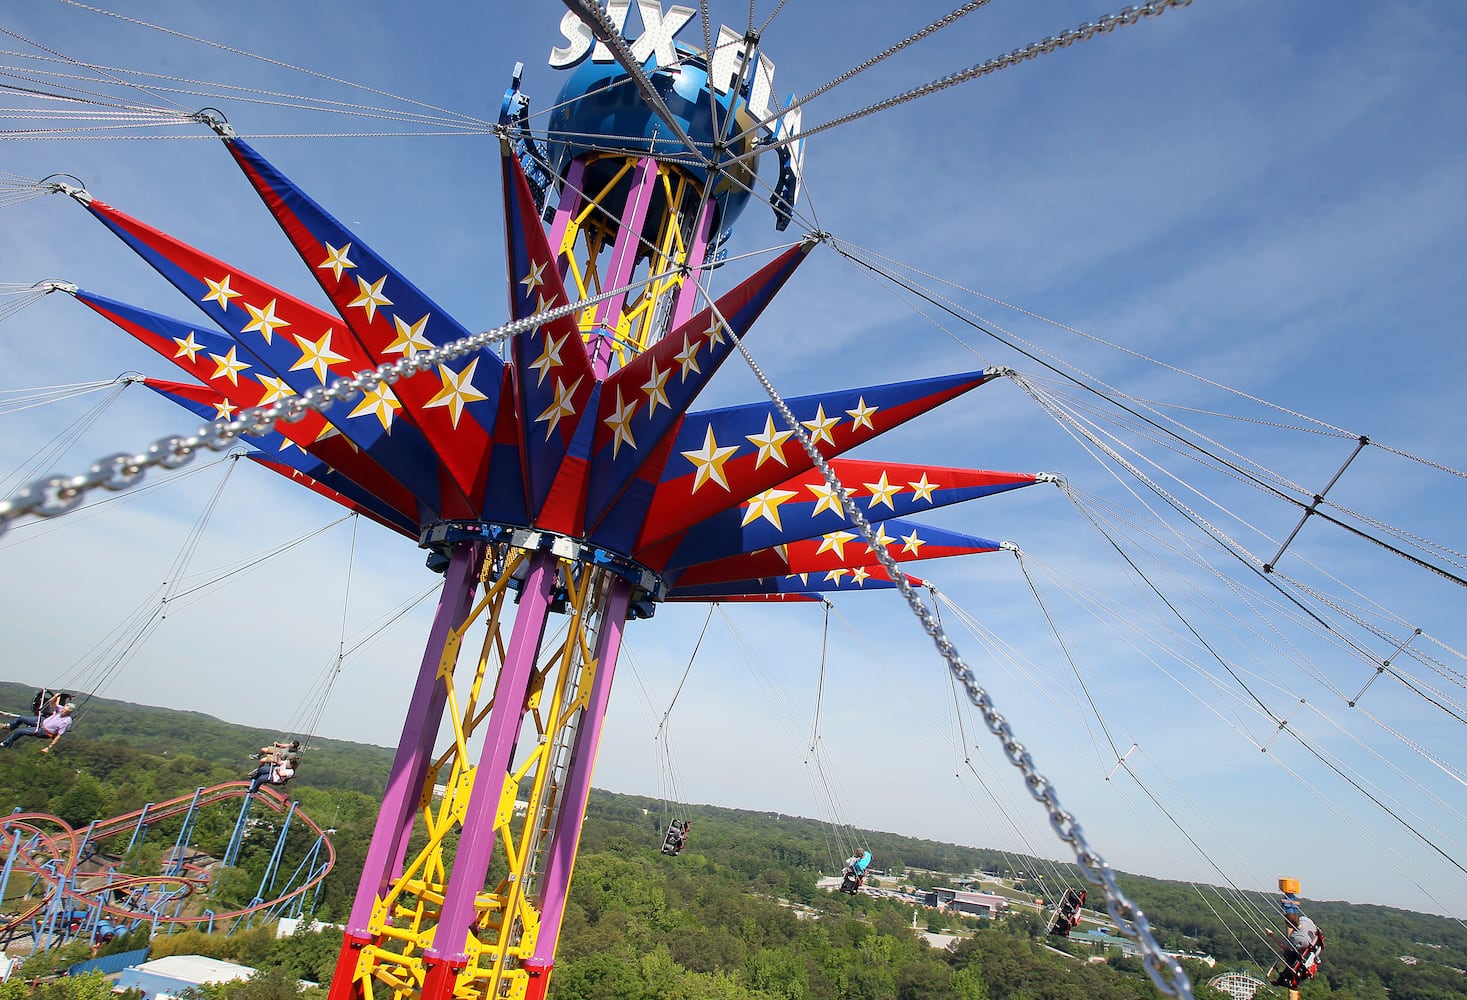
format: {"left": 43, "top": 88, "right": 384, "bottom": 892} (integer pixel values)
{"left": 0, "top": 277, "right": 666, "bottom": 536}
{"left": 710, "top": 285, "right": 1192, "bottom": 998}
{"left": 790, "top": 0, "right": 1194, "bottom": 148}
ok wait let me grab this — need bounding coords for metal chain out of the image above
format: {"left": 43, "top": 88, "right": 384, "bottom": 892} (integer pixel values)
{"left": 709, "top": 285, "right": 1193, "bottom": 998}
{"left": 780, "top": 0, "right": 1194, "bottom": 150}
{"left": 0, "top": 274, "right": 669, "bottom": 537}
{"left": 739, "top": 0, "right": 995, "bottom": 139}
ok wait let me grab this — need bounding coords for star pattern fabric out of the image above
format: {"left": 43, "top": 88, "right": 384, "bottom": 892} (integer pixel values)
{"left": 78, "top": 138, "right": 1038, "bottom": 605}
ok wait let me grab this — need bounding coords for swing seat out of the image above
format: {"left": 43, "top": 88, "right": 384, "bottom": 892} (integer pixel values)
{"left": 839, "top": 871, "right": 863, "bottom": 894}
{"left": 660, "top": 821, "right": 687, "bottom": 856}
{"left": 1048, "top": 888, "right": 1086, "bottom": 936}
{"left": 1272, "top": 932, "right": 1325, "bottom": 988}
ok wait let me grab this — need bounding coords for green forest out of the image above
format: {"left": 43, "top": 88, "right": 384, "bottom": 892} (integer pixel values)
{"left": 0, "top": 681, "right": 1462, "bottom": 1000}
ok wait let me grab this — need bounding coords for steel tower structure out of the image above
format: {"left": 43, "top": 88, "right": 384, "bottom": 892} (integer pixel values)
{"left": 47, "top": 15, "right": 1043, "bottom": 1000}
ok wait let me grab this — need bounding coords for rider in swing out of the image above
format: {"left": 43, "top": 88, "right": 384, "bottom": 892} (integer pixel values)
{"left": 840, "top": 849, "right": 871, "bottom": 894}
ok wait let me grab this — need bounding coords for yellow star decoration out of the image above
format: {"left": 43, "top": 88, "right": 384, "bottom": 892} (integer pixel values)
{"left": 520, "top": 260, "right": 547, "bottom": 292}
{"left": 870, "top": 523, "right": 895, "bottom": 549}
{"left": 741, "top": 487, "right": 798, "bottom": 530}
{"left": 317, "top": 243, "right": 356, "bottom": 282}
{"left": 425, "top": 357, "right": 488, "bottom": 427}
{"left": 900, "top": 529, "right": 925, "bottom": 556}
{"left": 702, "top": 319, "right": 726, "bottom": 346}
{"left": 745, "top": 413, "right": 794, "bottom": 468}
{"left": 256, "top": 375, "right": 294, "bottom": 404}
{"left": 824, "top": 568, "right": 851, "bottom": 583}
{"left": 674, "top": 335, "right": 702, "bottom": 381}
{"left": 641, "top": 360, "right": 671, "bottom": 416}
{"left": 241, "top": 298, "right": 290, "bottom": 344}
{"left": 290, "top": 329, "right": 351, "bottom": 382}
{"left": 863, "top": 471, "right": 902, "bottom": 510}
{"left": 850, "top": 566, "right": 873, "bottom": 585}
{"left": 845, "top": 396, "right": 879, "bottom": 431}
{"left": 208, "top": 346, "right": 250, "bottom": 386}
{"left": 201, "top": 275, "right": 242, "bottom": 311}
{"left": 816, "top": 530, "right": 858, "bottom": 559}
{"left": 535, "top": 375, "right": 584, "bottom": 439}
{"left": 680, "top": 425, "right": 740, "bottom": 492}
{"left": 349, "top": 382, "right": 401, "bottom": 430}
{"left": 275, "top": 436, "right": 304, "bottom": 454}
{"left": 386, "top": 314, "right": 433, "bottom": 358}
{"left": 603, "top": 387, "right": 640, "bottom": 459}
{"left": 801, "top": 404, "right": 840, "bottom": 447}
{"left": 806, "top": 481, "right": 843, "bottom": 518}
{"left": 212, "top": 398, "right": 237, "bottom": 420}
{"left": 349, "top": 275, "right": 392, "bottom": 323}
{"left": 908, "top": 473, "right": 939, "bottom": 503}
{"left": 530, "top": 332, "right": 567, "bottom": 387}
{"left": 171, "top": 332, "right": 204, "bottom": 362}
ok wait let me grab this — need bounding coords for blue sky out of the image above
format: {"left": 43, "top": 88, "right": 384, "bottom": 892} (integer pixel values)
{"left": 2, "top": 0, "right": 1465, "bottom": 931}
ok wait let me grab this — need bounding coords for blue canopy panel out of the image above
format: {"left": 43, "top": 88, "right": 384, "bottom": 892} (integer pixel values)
{"left": 667, "top": 519, "right": 1002, "bottom": 589}
{"left": 667, "top": 564, "right": 922, "bottom": 601}
{"left": 143, "top": 377, "right": 419, "bottom": 538}
{"left": 76, "top": 200, "right": 454, "bottom": 519}
{"left": 501, "top": 149, "right": 598, "bottom": 533}
{"left": 627, "top": 370, "right": 993, "bottom": 562}
{"left": 582, "top": 242, "right": 812, "bottom": 533}
{"left": 73, "top": 290, "right": 431, "bottom": 526}
{"left": 222, "top": 137, "right": 503, "bottom": 518}
{"left": 661, "top": 460, "right": 1037, "bottom": 570}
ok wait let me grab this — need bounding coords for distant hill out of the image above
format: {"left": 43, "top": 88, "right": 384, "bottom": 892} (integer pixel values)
{"left": 6, "top": 680, "right": 1464, "bottom": 999}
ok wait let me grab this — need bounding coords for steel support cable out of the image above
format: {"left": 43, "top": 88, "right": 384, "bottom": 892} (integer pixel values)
{"left": 1294, "top": 700, "right": 1467, "bottom": 843}
{"left": 1065, "top": 478, "right": 1464, "bottom": 724}
{"left": 725, "top": 0, "right": 1195, "bottom": 166}
{"left": 729, "top": 0, "right": 995, "bottom": 148}
{"left": 54, "top": 0, "right": 485, "bottom": 128}
{"left": 560, "top": 0, "right": 706, "bottom": 166}
{"left": 655, "top": 603, "right": 716, "bottom": 813}
{"left": 928, "top": 592, "right": 1147, "bottom": 899}
{"left": 1049, "top": 482, "right": 1467, "bottom": 880}
{"left": 1050, "top": 417, "right": 1467, "bottom": 791}
{"left": 0, "top": 376, "right": 132, "bottom": 495}
{"left": 1, "top": 21, "right": 190, "bottom": 116}
{"left": 1021, "top": 374, "right": 1467, "bottom": 728}
{"left": 0, "top": 51, "right": 490, "bottom": 129}
{"left": 1022, "top": 372, "right": 1323, "bottom": 509}
{"left": 1012, "top": 548, "right": 1124, "bottom": 763}
{"left": 836, "top": 595, "right": 1080, "bottom": 893}
{"left": 63, "top": 454, "right": 241, "bottom": 717}
{"left": 1260, "top": 744, "right": 1467, "bottom": 921}
{"left": 1117, "top": 758, "right": 1316, "bottom": 963}
{"left": 289, "top": 579, "right": 444, "bottom": 744}
{"left": 835, "top": 244, "right": 1467, "bottom": 589}
{"left": 703, "top": 300, "right": 1190, "bottom": 997}
{"left": 725, "top": 601, "right": 859, "bottom": 855}
{"left": 1102, "top": 767, "right": 1276, "bottom": 966}
{"left": 0, "top": 377, "right": 125, "bottom": 412}
{"left": 807, "top": 601, "right": 830, "bottom": 757}
{"left": 0, "top": 74, "right": 195, "bottom": 122}
{"left": 835, "top": 236, "right": 1360, "bottom": 443}
{"left": 829, "top": 597, "right": 1072, "bottom": 874}
{"left": 292, "top": 512, "right": 362, "bottom": 746}
{"left": 163, "top": 514, "right": 353, "bottom": 612}
{"left": 1128, "top": 746, "right": 1286, "bottom": 935}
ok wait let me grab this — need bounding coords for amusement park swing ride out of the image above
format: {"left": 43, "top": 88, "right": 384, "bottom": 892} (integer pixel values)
{"left": 0, "top": 2, "right": 1464, "bottom": 1000}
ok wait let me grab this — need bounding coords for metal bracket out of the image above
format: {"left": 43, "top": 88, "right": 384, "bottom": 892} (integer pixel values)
{"left": 1348, "top": 627, "right": 1422, "bottom": 707}
{"left": 1264, "top": 436, "right": 1368, "bottom": 573}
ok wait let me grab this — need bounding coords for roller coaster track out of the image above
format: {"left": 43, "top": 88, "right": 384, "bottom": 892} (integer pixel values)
{"left": 0, "top": 781, "right": 334, "bottom": 936}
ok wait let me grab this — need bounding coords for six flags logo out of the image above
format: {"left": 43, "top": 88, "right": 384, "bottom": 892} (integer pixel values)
{"left": 548, "top": 1, "right": 806, "bottom": 195}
